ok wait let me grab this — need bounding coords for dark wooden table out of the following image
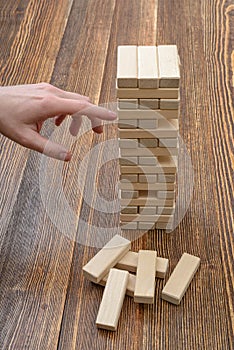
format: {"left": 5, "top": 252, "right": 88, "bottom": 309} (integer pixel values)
{"left": 0, "top": 1, "right": 233, "bottom": 349}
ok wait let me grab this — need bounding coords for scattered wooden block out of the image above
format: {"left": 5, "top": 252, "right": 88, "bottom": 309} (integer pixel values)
{"left": 139, "top": 99, "right": 159, "bottom": 110}
{"left": 119, "top": 156, "right": 137, "bottom": 166}
{"left": 99, "top": 272, "right": 136, "bottom": 298}
{"left": 118, "top": 98, "right": 138, "bottom": 109}
{"left": 161, "top": 253, "right": 200, "bottom": 305}
{"left": 119, "top": 138, "right": 138, "bottom": 149}
{"left": 134, "top": 250, "right": 157, "bottom": 304}
{"left": 120, "top": 174, "right": 138, "bottom": 183}
{"left": 158, "top": 45, "right": 180, "bottom": 88}
{"left": 138, "top": 156, "right": 158, "bottom": 166}
{"left": 159, "top": 138, "right": 178, "bottom": 148}
{"left": 138, "top": 119, "right": 158, "bottom": 129}
{"left": 96, "top": 268, "right": 129, "bottom": 331}
{"left": 117, "top": 46, "right": 138, "bottom": 88}
{"left": 139, "top": 174, "right": 158, "bottom": 183}
{"left": 139, "top": 138, "right": 158, "bottom": 148}
{"left": 138, "top": 46, "right": 159, "bottom": 88}
{"left": 139, "top": 206, "right": 157, "bottom": 215}
{"left": 82, "top": 235, "right": 131, "bottom": 283}
{"left": 160, "top": 98, "right": 180, "bottom": 110}
{"left": 121, "top": 190, "right": 139, "bottom": 199}
{"left": 118, "top": 119, "right": 138, "bottom": 129}
{"left": 121, "top": 206, "right": 138, "bottom": 214}
{"left": 117, "top": 109, "right": 179, "bottom": 120}
{"left": 117, "top": 86, "right": 179, "bottom": 99}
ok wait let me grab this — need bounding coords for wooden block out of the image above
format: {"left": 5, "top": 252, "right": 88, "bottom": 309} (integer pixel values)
{"left": 158, "top": 45, "right": 180, "bottom": 88}
{"left": 121, "top": 198, "right": 174, "bottom": 207}
{"left": 138, "top": 46, "right": 159, "bottom": 88}
{"left": 120, "top": 221, "right": 138, "bottom": 230}
{"left": 120, "top": 214, "right": 173, "bottom": 223}
{"left": 120, "top": 174, "right": 138, "bottom": 183}
{"left": 157, "top": 206, "right": 175, "bottom": 215}
{"left": 121, "top": 190, "right": 139, "bottom": 199}
{"left": 120, "top": 182, "right": 175, "bottom": 191}
{"left": 116, "top": 251, "right": 169, "bottom": 278}
{"left": 134, "top": 250, "right": 157, "bottom": 304}
{"left": 96, "top": 269, "right": 129, "bottom": 330}
{"left": 157, "top": 190, "right": 175, "bottom": 199}
{"left": 119, "top": 120, "right": 178, "bottom": 138}
{"left": 159, "top": 138, "right": 178, "bottom": 148}
{"left": 120, "top": 157, "right": 177, "bottom": 174}
{"left": 138, "top": 222, "right": 155, "bottom": 230}
{"left": 160, "top": 99, "right": 180, "bottom": 110}
{"left": 161, "top": 253, "right": 200, "bottom": 305}
{"left": 158, "top": 173, "right": 176, "bottom": 183}
{"left": 121, "top": 147, "right": 178, "bottom": 157}
{"left": 139, "top": 99, "right": 159, "bottom": 110}
{"left": 139, "top": 206, "right": 157, "bottom": 215}
{"left": 117, "top": 109, "right": 179, "bottom": 120}
{"left": 82, "top": 235, "right": 131, "bottom": 283}
{"left": 139, "top": 174, "right": 158, "bottom": 183}
{"left": 119, "top": 157, "right": 137, "bottom": 166}
{"left": 138, "top": 156, "right": 158, "bottom": 166}
{"left": 119, "top": 139, "right": 138, "bottom": 149}
{"left": 99, "top": 272, "right": 136, "bottom": 298}
{"left": 155, "top": 221, "right": 173, "bottom": 230}
{"left": 117, "top": 45, "right": 138, "bottom": 88}
{"left": 118, "top": 99, "right": 138, "bottom": 109}
{"left": 138, "top": 119, "right": 158, "bottom": 129}
{"left": 121, "top": 206, "right": 138, "bottom": 214}
{"left": 118, "top": 119, "right": 138, "bottom": 129}
{"left": 117, "top": 87, "right": 179, "bottom": 99}
{"left": 139, "top": 138, "right": 158, "bottom": 148}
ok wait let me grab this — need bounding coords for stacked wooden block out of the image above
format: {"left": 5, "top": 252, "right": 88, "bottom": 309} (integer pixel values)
{"left": 82, "top": 235, "right": 200, "bottom": 331}
{"left": 117, "top": 45, "right": 180, "bottom": 231}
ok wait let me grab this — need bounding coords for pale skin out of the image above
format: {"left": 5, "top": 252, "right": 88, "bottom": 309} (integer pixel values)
{"left": 0, "top": 83, "right": 117, "bottom": 161}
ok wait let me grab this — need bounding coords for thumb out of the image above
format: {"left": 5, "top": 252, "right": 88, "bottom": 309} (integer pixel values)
{"left": 23, "top": 130, "right": 72, "bottom": 161}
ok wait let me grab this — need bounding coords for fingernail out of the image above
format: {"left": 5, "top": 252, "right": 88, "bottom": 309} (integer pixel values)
{"left": 59, "top": 151, "right": 72, "bottom": 161}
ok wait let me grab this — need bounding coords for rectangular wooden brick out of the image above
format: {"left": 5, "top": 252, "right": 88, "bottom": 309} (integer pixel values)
{"left": 121, "top": 190, "right": 139, "bottom": 199}
{"left": 120, "top": 174, "right": 138, "bottom": 183}
{"left": 117, "top": 109, "right": 179, "bottom": 120}
{"left": 118, "top": 98, "right": 138, "bottom": 109}
{"left": 117, "top": 87, "right": 179, "bottom": 99}
{"left": 160, "top": 98, "right": 180, "bottom": 110}
{"left": 117, "top": 45, "right": 138, "bottom": 88}
{"left": 139, "top": 99, "right": 159, "bottom": 110}
{"left": 118, "top": 119, "right": 138, "bottom": 129}
{"left": 138, "top": 119, "right": 158, "bottom": 129}
{"left": 158, "top": 45, "right": 180, "bottom": 88}
{"left": 138, "top": 46, "right": 159, "bottom": 88}
{"left": 119, "top": 139, "right": 138, "bottom": 149}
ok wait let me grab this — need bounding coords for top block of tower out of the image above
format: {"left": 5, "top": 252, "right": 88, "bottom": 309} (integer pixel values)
{"left": 117, "top": 46, "right": 138, "bottom": 88}
{"left": 158, "top": 45, "right": 180, "bottom": 88}
{"left": 138, "top": 46, "right": 159, "bottom": 88}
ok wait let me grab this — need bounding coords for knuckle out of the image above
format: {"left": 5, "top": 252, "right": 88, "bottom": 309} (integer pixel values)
{"left": 39, "top": 95, "right": 56, "bottom": 111}
{"left": 39, "top": 82, "right": 56, "bottom": 93}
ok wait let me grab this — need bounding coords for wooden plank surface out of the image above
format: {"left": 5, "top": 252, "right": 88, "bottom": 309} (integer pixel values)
{"left": 0, "top": 0, "right": 233, "bottom": 350}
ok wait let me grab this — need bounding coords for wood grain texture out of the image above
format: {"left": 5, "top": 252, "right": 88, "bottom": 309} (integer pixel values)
{"left": 0, "top": 0, "right": 233, "bottom": 349}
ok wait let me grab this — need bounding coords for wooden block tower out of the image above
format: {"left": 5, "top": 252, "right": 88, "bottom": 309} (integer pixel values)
{"left": 117, "top": 45, "right": 180, "bottom": 231}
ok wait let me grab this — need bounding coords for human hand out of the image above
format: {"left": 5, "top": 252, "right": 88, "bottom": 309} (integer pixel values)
{"left": 0, "top": 83, "right": 116, "bottom": 161}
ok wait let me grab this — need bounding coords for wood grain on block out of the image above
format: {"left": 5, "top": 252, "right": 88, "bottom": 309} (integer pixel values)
{"left": 120, "top": 157, "right": 178, "bottom": 174}
{"left": 139, "top": 99, "right": 159, "bottom": 110}
{"left": 138, "top": 119, "right": 158, "bottom": 129}
{"left": 138, "top": 222, "right": 155, "bottom": 230}
{"left": 115, "top": 251, "right": 169, "bottom": 279}
{"left": 158, "top": 45, "right": 180, "bottom": 88}
{"left": 117, "top": 87, "right": 179, "bottom": 99}
{"left": 96, "top": 269, "right": 129, "bottom": 331}
{"left": 161, "top": 253, "right": 200, "bottom": 305}
{"left": 82, "top": 235, "right": 131, "bottom": 283}
{"left": 138, "top": 46, "right": 159, "bottom": 88}
{"left": 157, "top": 206, "right": 175, "bottom": 215}
{"left": 139, "top": 138, "right": 158, "bottom": 148}
{"left": 139, "top": 174, "right": 158, "bottom": 183}
{"left": 134, "top": 250, "right": 157, "bottom": 304}
{"left": 121, "top": 147, "right": 178, "bottom": 157}
{"left": 120, "top": 221, "right": 138, "bottom": 230}
{"left": 119, "top": 138, "right": 138, "bottom": 149}
{"left": 117, "top": 109, "right": 178, "bottom": 120}
{"left": 99, "top": 272, "right": 136, "bottom": 298}
{"left": 121, "top": 190, "right": 139, "bottom": 199}
{"left": 120, "top": 174, "right": 138, "bottom": 183}
{"left": 157, "top": 190, "right": 175, "bottom": 199}
{"left": 120, "top": 182, "right": 175, "bottom": 191}
{"left": 158, "top": 174, "right": 176, "bottom": 183}
{"left": 159, "top": 138, "right": 178, "bottom": 148}
{"left": 121, "top": 206, "right": 138, "bottom": 214}
{"left": 119, "top": 120, "right": 178, "bottom": 138}
{"left": 119, "top": 156, "right": 137, "bottom": 166}
{"left": 121, "top": 198, "right": 175, "bottom": 207}
{"left": 118, "top": 119, "right": 138, "bottom": 129}
{"left": 138, "top": 156, "right": 158, "bottom": 166}
{"left": 120, "top": 214, "right": 173, "bottom": 223}
{"left": 139, "top": 206, "right": 157, "bottom": 215}
{"left": 118, "top": 98, "right": 138, "bottom": 109}
{"left": 160, "top": 99, "right": 180, "bottom": 110}
{"left": 117, "top": 45, "right": 138, "bottom": 88}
